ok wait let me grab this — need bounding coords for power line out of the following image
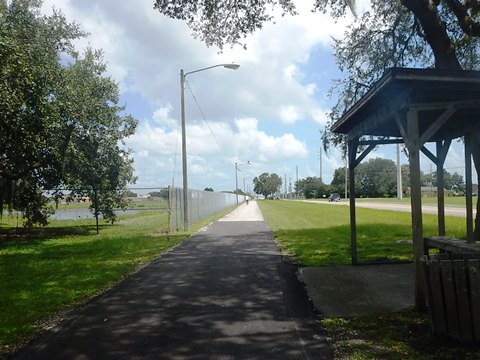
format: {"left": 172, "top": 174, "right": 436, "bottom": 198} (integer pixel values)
{"left": 185, "top": 80, "right": 226, "bottom": 157}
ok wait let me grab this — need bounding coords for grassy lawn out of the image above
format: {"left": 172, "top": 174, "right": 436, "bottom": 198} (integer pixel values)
{"left": 258, "top": 199, "right": 480, "bottom": 359}
{"left": 309, "top": 196, "right": 470, "bottom": 207}
{"left": 258, "top": 200, "right": 466, "bottom": 265}
{"left": 0, "top": 205, "right": 235, "bottom": 353}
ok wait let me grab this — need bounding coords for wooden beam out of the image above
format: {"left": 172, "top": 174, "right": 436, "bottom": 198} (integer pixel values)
{"left": 358, "top": 138, "right": 404, "bottom": 146}
{"left": 348, "top": 138, "right": 359, "bottom": 265}
{"left": 436, "top": 141, "right": 446, "bottom": 237}
{"left": 419, "top": 105, "right": 457, "bottom": 145}
{"left": 346, "top": 89, "right": 411, "bottom": 141}
{"left": 353, "top": 144, "right": 376, "bottom": 169}
{"left": 465, "top": 134, "right": 474, "bottom": 243}
{"left": 420, "top": 146, "right": 438, "bottom": 165}
{"left": 410, "top": 99, "right": 480, "bottom": 111}
{"left": 407, "top": 109, "right": 426, "bottom": 310}
{"left": 439, "top": 139, "right": 452, "bottom": 161}
{"left": 395, "top": 112, "right": 408, "bottom": 144}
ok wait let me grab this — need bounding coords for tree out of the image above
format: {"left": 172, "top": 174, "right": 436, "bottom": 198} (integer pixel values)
{"left": 331, "top": 166, "right": 347, "bottom": 195}
{"left": 204, "top": 187, "right": 214, "bottom": 192}
{"left": 318, "top": 0, "right": 480, "bottom": 237}
{"left": 253, "top": 172, "right": 282, "bottom": 199}
{"left": 0, "top": 0, "right": 83, "bottom": 226}
{"left": 355, "top": 158, "right": 397, "bottom": 198}
{"left": 0, "top": 1, "right": 137, "bottom": 227}
{"left": 295, "top": 176, "right": 330, "bottom": 199}
{"left": 58, "top": 49, "right": 137, "bottom": 224}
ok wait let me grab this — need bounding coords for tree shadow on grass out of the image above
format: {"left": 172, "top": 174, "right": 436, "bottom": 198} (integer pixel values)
{"left": 0, "top": 225, "right": 103, "bottom": 248}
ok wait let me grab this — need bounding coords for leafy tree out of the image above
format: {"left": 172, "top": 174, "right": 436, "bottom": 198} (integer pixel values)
{"left": 331, "top": 166, "right": 347, "bottom": 195}
{"left": 431, "top": 169, "right": 465, "bottom": 191}
{"left": 125, "top": 190, "right": 138, "bottom": 198}
{"left": 253, "top": 172, "right": 282, "bottom": 199}
{"left": 319, "top": 0, "right": 480, "bottom": 237}
{"left": 0, "top": 1, "right": 137, "bottom": 227}
{"left": 355, "top": 158, "right": 397, "bottom": 198}
{"left": 58, "top": 49, "right": 137, "bottom": 224}
{"left": 204, "top": 187, "right": 214, "bottom": 192}
{"left": 149, "top": 189, "right": 169, "bottom": 198}
{"left": 295, "top": 176, "right": 330, "bottom": 199}
{"left": 0, "top": 0, "right": 82, "bottom": 226}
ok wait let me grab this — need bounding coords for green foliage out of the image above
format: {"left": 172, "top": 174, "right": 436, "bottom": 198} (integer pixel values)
{"left": 0, "top": 1, "right": 137, "bottom": 227}
{"left": 204, "top": 187, "right": 214, "bottom": 192}
{"left": 153, "top": 0, "right": 297, "bottom": 49}
{"left": 295, "top": 176, "right": 330, "bottom": 199}
{"left": 253, "top": 172, "right": 282, "bottom": 198}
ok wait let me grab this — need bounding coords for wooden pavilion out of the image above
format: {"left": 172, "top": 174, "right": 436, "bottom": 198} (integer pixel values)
{"left": 331, "top": 67, "right": 480, "bottom": 309}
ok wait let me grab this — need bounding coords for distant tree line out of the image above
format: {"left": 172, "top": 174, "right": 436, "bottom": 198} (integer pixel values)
{"left": 295, "top": 158, "right": 465, "bottom": 199}
{"left": 0, "top": 1, "right": 137, "bottom": 227}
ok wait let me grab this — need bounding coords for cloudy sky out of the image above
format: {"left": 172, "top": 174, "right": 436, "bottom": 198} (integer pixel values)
{"left": 40, "top": 0, "right": 470, "bottom": 193}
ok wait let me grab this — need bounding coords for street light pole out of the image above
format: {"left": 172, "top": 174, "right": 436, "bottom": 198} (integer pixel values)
{"left": 180, "top": 69, "right": 188, "bottom": 231}
{"left": 180, "top": 63, "right": 240, "bottom": 231}
{"left": 235, "top": 161, "right": 250, "bottom": 204}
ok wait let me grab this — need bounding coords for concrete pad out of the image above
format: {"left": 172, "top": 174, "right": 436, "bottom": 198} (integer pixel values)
{"left": 298, "top": 263, "right": 415, "bottom": 317}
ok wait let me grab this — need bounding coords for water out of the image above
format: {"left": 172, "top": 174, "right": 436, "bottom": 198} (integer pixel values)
{"left": 52, "top": 208, "right": 141, "bottom": 220}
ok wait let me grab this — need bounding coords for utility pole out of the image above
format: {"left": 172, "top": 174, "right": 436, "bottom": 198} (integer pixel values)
{"left": 296, "top": 165, "right": 299, "bottom": 198}
{"left": 319, "top": 130, "right": 323, "bottom": 182}
{"left": 397, "top": 143, "right": 403, "bottom": 199}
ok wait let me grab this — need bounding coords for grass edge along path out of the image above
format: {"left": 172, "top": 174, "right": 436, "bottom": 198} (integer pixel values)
{"left": 0, "top": 204, "right": 237, "bottom": 354}
{"left": 258, "top": 200, "right": 480, "bottom": 360}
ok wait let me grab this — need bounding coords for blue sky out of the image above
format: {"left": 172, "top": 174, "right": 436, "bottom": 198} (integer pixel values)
{"left": 40, "top": 0, "right": 471, "bottom": 193}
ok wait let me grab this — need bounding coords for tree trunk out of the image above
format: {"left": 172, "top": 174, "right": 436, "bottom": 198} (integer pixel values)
{"left": 471, "top": 134, "right": 480, "bottom": 240}
{"left": 401, "top": 0, "right": 480, "bottom": 240}
{"left": 401, "top": 0, "right": 462, "bottom": 69}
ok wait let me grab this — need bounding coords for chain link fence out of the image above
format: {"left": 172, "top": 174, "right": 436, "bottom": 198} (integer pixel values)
{"left": 168, "top": 188, "right": 245, "bottom": 232}
{"left": 45, "top": 187, "right": 244, "bottom": 233}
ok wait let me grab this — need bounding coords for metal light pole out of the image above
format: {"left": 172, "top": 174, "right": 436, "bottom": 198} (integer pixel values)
{"left": 180, "top": 63, "right": 240, "bottom": 231}
{"left": 235, "top": 161, "right": 250, "bottom": 204}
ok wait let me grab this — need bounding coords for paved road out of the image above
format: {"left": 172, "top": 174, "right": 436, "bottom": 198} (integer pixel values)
{"left": 12, "top": 201, "right": 331, "bottom": 360}
{"left": 304, "top": 199, "right": 475, "bottom": 217}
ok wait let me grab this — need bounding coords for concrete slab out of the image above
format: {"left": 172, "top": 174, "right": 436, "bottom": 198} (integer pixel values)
{"left": 298, "top": 263, "right": 415, "bottom": 317}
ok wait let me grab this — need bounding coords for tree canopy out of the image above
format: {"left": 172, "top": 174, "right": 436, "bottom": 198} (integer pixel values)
{"left": 253, "top": 172, "right": 282, "bottom": 198}
{"left": 0, "top": 0, "right": 137, "bottom": 226}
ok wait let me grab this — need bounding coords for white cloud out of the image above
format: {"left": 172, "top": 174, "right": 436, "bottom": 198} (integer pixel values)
{"left": 126, "top": 115, "right": 308, "bottom": 188}
{"left": 38, "top": 0, "right": 364, "bottom": 189}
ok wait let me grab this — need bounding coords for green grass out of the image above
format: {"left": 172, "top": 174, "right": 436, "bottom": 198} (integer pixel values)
{"left": 258, "top": 200, "right": 466, "bottom": 265}
{"left": 322, "top": 311, "right": 480, "bottom": 359}
{"left": 0, "top": 205, "right": 236, "bottom": 353}
{"left": 259, "top": 199, "right": 480, "bottom": 359}
{"left": 309, "top": 196, "right": 470, "bottom": 207}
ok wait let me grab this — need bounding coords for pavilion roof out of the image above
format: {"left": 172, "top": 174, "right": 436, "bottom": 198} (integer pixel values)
{"left": 331, "top": 67, "right": 480, "bottom": 142}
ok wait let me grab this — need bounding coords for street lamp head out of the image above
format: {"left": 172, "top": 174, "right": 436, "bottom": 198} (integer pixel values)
{"left": 223, "top": 63, "right": 240, "bottom": 70}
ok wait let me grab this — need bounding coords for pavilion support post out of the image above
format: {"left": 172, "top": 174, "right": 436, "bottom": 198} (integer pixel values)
{"left": 436, "top": 141, "right": 446, "bottom": 236}
{"left": 407, "top": 109, "right": 426, "bottom": 310}
{"left": 465, "top": 134, "right": 474, "bottom": 242}
{"left": 348, "top": 139, "right": 359, "bottom": 265}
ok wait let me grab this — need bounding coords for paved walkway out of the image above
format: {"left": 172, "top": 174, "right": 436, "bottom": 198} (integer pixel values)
{"left": 12, "top": 201, "right": 331, "bottom": 359}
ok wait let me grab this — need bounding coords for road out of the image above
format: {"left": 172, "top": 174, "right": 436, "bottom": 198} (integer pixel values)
{"left": 304, "top": 199, "right": 475, "bottom": 217}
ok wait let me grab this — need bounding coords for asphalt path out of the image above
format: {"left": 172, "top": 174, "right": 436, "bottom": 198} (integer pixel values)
{"left": 304, "top": 199, "right": 475, "bottom": 217}
{"left": 12, "top": 201, "right": 331, "bottom": 360}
